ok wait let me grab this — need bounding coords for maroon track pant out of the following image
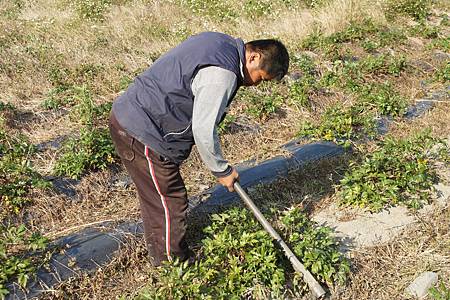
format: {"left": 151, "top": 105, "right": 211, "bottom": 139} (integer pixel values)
{"left": 109, "top": 112, "right": 190, "bottom": 266}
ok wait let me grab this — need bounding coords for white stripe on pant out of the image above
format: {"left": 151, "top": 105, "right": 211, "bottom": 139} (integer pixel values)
{"left": 144, "top": 146, "right": 172, "bottom": 261}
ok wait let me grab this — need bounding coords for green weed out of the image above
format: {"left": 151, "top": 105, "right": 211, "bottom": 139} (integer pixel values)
{"left": 241, "top": 83, "right": 284, "bottom": 121}
{"left": 289, "top": 55, "right": 318, "bottom": 109}
{"left": 385, "top": 0, "right": 431, "bottom": 21}
{"left": 361, "top": 27, "right": 407, "bottom": 52}
{"left": 0, "top": 1, "right": 27, "bottom": 20}
{"left": 429, "top": 281, "right": 450, "bottom": 300}
{"left": 334, "top": 54, "right": 406, "bottom": 86}
{"left": 43, "top": 63, "right": 106, "bottom": 110}
{"left": 217, "top": 115, "right": 236, "bottom": 135}
{"left": 0, "top": 126, "right": 50, "bottom": 214}
{"left": 356, "top": 82, "right": 407, "bottom": 117}
{"left": 359, "top": 55, "right": 407, "bottom": 77}
{"left": 434, "top": 62, "right": 449, "bottom": 83}
{"left": 243, "top": 0, "right": 281, "bottom": 18}
{"left": 0, "top": 224, "right": 48, "bottom": 299}
{"left": 177, "top": 0, "right": 237, "bottom": 21}
{"left": 410, "top": 22, "right": 440, "bottom": 39}
{"left": 139, "top": 208, "right": 285, "bottom": 299}
{"left": 41, "top": 86, "right": 73, "bottom": 110}
{"left": 70, "top": 86, "right": 112, "bottom": 125}
{"left": 298, "top": 105, "right": 375, "bottom": 148}
{"left": 0, "top": 102, "right": 15, "bottom": 112}
{"left": 279, "top": 207, "right": 350, "bottom": 286}
{"left": 338, "top": 131, "right": 447, "bottom": 212}
{"left": 0, "top": 110, "right": 50, "bottom": 298}
{"left": 322, "top": 55, "right": 408, "bottom": 116}
{"left": 54, "top": 127, "right": 116, "bottom": 179}
{"left": 72, "top": 0, "right": 130, "bottom": 21}
{"left": 299, "top": 0, "right": 330, "bottom": 8}
{"left": 427, "top": 37, "right": 450, "bottom": 51}
{"left": 302, "top": 19, "right": 406, "bottom": 55}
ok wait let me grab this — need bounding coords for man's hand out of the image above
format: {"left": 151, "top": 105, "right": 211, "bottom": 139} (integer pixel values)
{"left": 218, "top": 167, "right": 239, "bottom": 192}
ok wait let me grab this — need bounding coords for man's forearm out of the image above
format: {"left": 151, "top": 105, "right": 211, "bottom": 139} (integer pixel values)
{"left": 191, "top": 66, "right": 238, "bottom": 177}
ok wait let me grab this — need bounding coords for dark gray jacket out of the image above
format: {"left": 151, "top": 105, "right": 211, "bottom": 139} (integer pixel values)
{"left": 112, "top": 32, "right": 245, "bottom": 168}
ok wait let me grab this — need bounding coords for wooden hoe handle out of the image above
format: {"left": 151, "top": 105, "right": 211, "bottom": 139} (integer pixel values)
{"left": 234, "top": 182, "right": 326, "bottom": 299}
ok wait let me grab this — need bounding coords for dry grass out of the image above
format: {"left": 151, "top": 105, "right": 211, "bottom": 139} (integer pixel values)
{"left": 28, "top": 168, "right": 141, "bottom": 237}
{"left": 38, "top": 234, "right": 154, "bottom": 300}
{"left": 336, "top": 205, "right": 450, "bottom": 300}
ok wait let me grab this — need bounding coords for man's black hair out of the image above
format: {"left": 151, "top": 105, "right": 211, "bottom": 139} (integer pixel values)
{"left": 245, "top": 39, "right": 289, "bottom": 80}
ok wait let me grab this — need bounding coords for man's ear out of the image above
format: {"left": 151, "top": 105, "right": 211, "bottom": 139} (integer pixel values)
{"left": 248, "top": 51, "right": 261, "bottom": 63}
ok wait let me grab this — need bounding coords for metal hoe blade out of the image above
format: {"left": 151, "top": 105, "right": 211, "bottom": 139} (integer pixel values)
{"left": 234, "top": 182, "right": 326, "bottom": 299}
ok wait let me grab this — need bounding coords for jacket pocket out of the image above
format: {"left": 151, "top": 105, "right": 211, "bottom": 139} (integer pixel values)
{"left": 110, "top": 126, "right": 135, "bottom": 162}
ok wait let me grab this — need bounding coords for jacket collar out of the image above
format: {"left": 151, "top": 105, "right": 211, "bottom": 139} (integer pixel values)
{"left": 235, "top": 38, "right": 245, "bottom": 83}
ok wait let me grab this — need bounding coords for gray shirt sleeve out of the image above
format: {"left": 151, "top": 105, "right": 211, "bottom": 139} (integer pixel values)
{"left": 191, "top": 66, "right": 238, "bottom": 177}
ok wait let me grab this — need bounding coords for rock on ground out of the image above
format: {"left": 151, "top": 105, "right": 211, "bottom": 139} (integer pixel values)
{"left": 405, "top": 271, "right": 439, "bottom": 299}
{"left": 313, "top": 180, "right": 450, "bottom": 251}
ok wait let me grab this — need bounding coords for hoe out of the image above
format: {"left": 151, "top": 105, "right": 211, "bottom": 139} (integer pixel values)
{"left": 234, "top": 182, "right": 326, "bottom": 299}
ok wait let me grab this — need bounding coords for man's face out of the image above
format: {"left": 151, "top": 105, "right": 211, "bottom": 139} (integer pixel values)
{"left": 243, "top": 51, "right": 274, "bottom": 86}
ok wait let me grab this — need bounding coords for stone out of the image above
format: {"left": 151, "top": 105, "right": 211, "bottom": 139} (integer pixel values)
{"left": 405, "top": 272, "right": 438, "bottom": 299}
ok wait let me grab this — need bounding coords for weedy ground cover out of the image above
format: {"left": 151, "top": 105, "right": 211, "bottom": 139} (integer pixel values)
{"left": 53, "top": 127, "right": 115, "bottom": 179}
{"left": 0, "top": 224, "right": 48, "bottom": 299}
{"left": 217, "top": 115, "right": 236, "bottom": 135}
{"left": 288, "top": 54, "right": 319, "bottom": 109}
{"left": 51, "top": 85, "right": 116, "bottom": 179}
{"left": 297, "top": 47, "right": 409, "bottom": 145}
{"left": 429, "top": 281, "right": 450, "bottom": 300}
{"left": 338, "top": 131, "right": 448, "bottom": 212}
{"left": 385, "top": 0, "right": 432, "bottom": 21}
{"left": 0, "top": 105, "right": 50, "bottom": 215}
{"left": 239, "top": 82, "right": 284, "bottom": 121}
{"left": 301, "top": 19, "right": 407, "bottom": 58}
{"left": 434, "top": 61, "right": 449, "bottom": 83}
{"left": 298, "top": 105, "right": 376, "bottom": 147}
{"left": 0, "top": 103, "right": 50, "bottom": 299}
{"left": 137, "top": 207, "right": 349, "bottom": 299}
{"left": 177, "top": 0, "right": 329, "bottom": 22}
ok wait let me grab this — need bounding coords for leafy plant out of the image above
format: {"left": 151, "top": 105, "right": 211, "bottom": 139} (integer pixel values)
{"left": 338, "top": 131, "right": 447, "bottom": 211}
{"left": 356, "top": 82, "right": 407, "bottom": 117}
{"left": 54, "top": 127, "right": 116, "bottom": 179}
{"left": 359, "top": 55, "right": 407, "bottom": 77}
{"left": 278, "top": 207, "right": 350, "bottom": 286}
{"left": 427, "top": 37, "right": 450, "bottom": 52}
{"left": 289, "top": 54, "right": 318, "bottom": 109}
{"left": 429, "top": 280, "right": 450, "bottom": 300}
{"left": 361, "top": 27, "right": 406, "bottom": 52}
{"left": 0, "top": 224, "right": 48, "bottom": 299}
{"left": 302, "top": 19, "right": 407, "bottom": 55}
{"left": 385, "top": 0, "right": 431, "bottom": 21}
{"left": 243, "top": 0, "right": 281, "bottom": 18}
{"left": 0, "top": 128, "right": 50, "bottom": 214}
{"left": 72, "top": 0, "right": 117, "bottom": 21}
{"left": 0, "top": 102, "right": 15, "bottom": 112}
{"left": 241, "top": 83, "right": 284, "bottom": 121}
{"left": 177, "top": 0, "right": 237, "bottom": 21}
{"left": 410, "top": 22, "right": 440, "bottom": 39}
{"left": 322, "top": 54, "right": 407, "bottom": 93}
{"left": 434, "top": 62, "right": 449, "bottom": 83}
{"left": 217, "top": 114, "right": 236, "bottom": 135}
{"left": 137, "top": 206, "right": 349, "bottom": 299}
{"left": 298, "top": 105, "right": 375, "bottom": 148}
{"left": 71, "top": 86, "right": 110, "bottom": 124}
{"left": 139, "top": 208, "right": 285, "bottom": 299}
